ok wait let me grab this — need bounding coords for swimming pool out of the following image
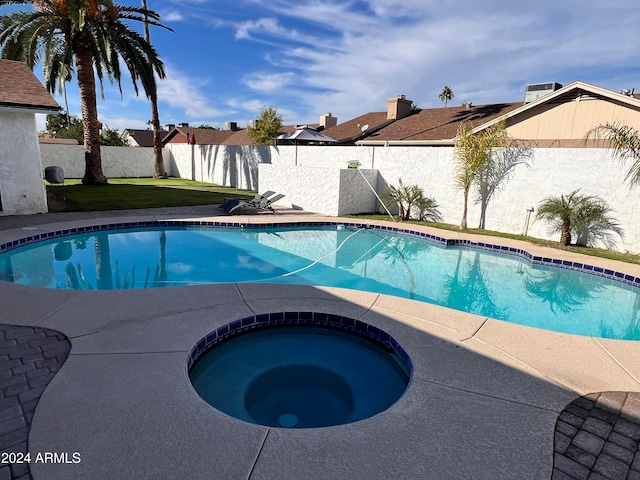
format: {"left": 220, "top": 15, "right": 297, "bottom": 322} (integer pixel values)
{"left": 1, "top": 222, "right": 639, "bottom": 340}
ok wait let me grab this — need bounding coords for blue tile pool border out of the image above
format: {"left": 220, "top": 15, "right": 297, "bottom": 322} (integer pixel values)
{"left": 185, "top": 311, "right": 413, "bottom": 377}
{"left": 1, "top": 219, "right": 640, "bottom": 290}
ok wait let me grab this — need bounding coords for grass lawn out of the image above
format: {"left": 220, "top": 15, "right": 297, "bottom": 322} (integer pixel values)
{"left": 348, "top": 214, "right": 640, "bottom": 266}
{"left": 46, "top": 177, "right": 256, "bottom": 212}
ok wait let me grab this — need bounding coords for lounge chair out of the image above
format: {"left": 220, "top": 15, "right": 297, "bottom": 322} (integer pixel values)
{"left": 220, "top": 192, "right": 285, "bottom": 214}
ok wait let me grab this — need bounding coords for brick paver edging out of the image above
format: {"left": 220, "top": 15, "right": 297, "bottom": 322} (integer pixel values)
{"left": 0, "top": 325, "right": 71, "bottom": 480}
{"left": 553, "top": 392, "right": 640, "bottom": 480}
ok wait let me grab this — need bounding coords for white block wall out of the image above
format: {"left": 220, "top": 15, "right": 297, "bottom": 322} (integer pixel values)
{"left": 167, "top": 144, "right": 272, "bottom": 190}
{"left": 31, "top": 141, "right": 640, "bottom": 253}
{"left": 260, "top": 164, "right": 379, "bottom": 216}
{"left": 0, "top": 111, "right": 47, "bottom": 215}
{"left": 40, "top": 144, "right": 171, "bottom": 179}
{"left": 170, "top": 143, "right": 640, "bottom": 253}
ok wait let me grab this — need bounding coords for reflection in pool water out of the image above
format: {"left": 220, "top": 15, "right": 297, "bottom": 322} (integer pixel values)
{"left": 1, "top": 225, "right": 639, "bottom": 340}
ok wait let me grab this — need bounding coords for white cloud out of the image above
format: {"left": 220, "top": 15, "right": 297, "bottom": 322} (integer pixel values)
{"left": 235, "top": 18, "right": 282, "bottom": 40}
{"left": 242, "top": 72, "right": 296, "bottom": 92}
{"left": 231, "top": 0, "right": 640, "bottom": 123}
{"left": 227, "top": 98, "right": 265, "bottom": 113}
{"left": 161, "top": 10, "right": 185, "bottom": 22}
{"left": 156, "top": 65, "right": 225, "bottom": 118}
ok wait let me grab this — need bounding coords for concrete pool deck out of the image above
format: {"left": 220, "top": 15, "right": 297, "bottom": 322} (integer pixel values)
{"left": 0, "top": 205, "right": 639, "bottom": 479}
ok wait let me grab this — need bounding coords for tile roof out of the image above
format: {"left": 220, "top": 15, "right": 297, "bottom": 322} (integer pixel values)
{"left": 0, "top": 60, "right": 60, "bottom": 111}
{"left": 366, "top": 103, "right": 523, "bottom": 142}
{"left": 163, "top": 127, "right": 237, "bottom": 145}
{"left": 124, "top": 128, "right": 169, "bottom": 147}
{"left": 321, "top": 112, "right": 391, "bottom": 144}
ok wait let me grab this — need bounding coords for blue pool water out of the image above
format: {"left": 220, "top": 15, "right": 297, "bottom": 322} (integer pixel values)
{"left": 1, "top": 224, "right": 639, "bottom": 340}
{"left": 189, "top": 325, "right": 411, "bottom": 428}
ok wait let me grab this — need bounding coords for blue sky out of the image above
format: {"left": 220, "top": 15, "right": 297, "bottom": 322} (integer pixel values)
{"left": 6, "top": 0, "right": 638, "bottom": 132}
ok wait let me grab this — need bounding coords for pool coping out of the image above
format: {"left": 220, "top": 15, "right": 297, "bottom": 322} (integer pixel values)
{"left": 0, "top": 209, "right": 639, "bottom": 479}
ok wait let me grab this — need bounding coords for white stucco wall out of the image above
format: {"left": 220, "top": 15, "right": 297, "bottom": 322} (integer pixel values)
{"left": 171, "top": 143, "right": 639, "bottom": 253}
{"left": 0, "top": 111, "right": 47, "bottom": 215}
{"left": 260, "top": 165, "right": 379, "bottom": 216}
{"left": 34, "top": 141, "right": 640, "bottom": 253}
{"left": 40, "top": 144, "right": 171, "bottom": 178}
{"left": 167, "top": 144, "right": 273, "bottom": 190}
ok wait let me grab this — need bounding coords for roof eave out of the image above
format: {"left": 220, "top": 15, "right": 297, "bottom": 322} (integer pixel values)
{"left": 0, "top": 103, "right": 60, "bottom": 115}
{"left": 356, "top": 139, "right": 455, "bottom": 146}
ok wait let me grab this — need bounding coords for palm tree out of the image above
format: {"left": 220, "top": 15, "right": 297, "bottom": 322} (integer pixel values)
{"left": 586, "top": 122, "right": 640, "bottom": 186}
{"left": 534, "top": 190, "right": 583, "bottom": 246}
{"left": 571, "top": 196, "right": 624, "bottom": 248}
{"left": 142, "top": 0, "right": 167, "bottom": 179}
{"left": 534, "top": 190, "right": 624, "bottom": 247}
{"left": 382, "top": 179, "right": 442, "bottom": 222}
{"left": 439, "top": 86, "right": 454, "bottom": 108}
{"left": 453, "top": 120, "right": 508, "bottom": 230}
{"left": 0, "top": 0, "right": 170, "bottom": 185}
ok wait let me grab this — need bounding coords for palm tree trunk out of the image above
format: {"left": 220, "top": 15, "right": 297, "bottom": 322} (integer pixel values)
{"left": 143, "top": 0, "right": 167, "bottom": 179}
{"left": 460, "top": 188, "right": 469, "bottom": 230}
{"left": 73, "top": 40, "right": 108, "bottom": 185}
{"left": 151, "top": 95, "right": 167, "bottom": 178}
{"left": 560, "top": 219, "right": 572, "bottom": 246}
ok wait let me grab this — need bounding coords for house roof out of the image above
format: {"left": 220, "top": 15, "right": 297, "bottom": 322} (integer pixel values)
{"left": 0, "top": 60, "right": 60, "bottom": 113}
{"left": 162, "top": 127, "right": 237, "bottom": 145}
{"left": 359, "top": 103, "right": 523, "bottom": 145}
{"left": 470, "top": 81, "right": 640, "bottom": 134}
{"left": 322, "top": 112, "right": 391, "bottom": 144}
{"left": 124, "top": 128, "right": 169, "bottom": 147}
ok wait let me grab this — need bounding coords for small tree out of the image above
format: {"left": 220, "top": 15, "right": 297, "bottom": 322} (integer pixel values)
{"left": 383, "top": 179, "right": 442, "bottom": 222}
{"left": 453, "top": 120, "right": 508, "bottom": 230}
{"left": 534, "top": 190, "right": 584, "bottom": 246}
{"left": 439, "top": 86, "right": 454, "bottom": 108}
{"left": 100, "top": 127, "right": 128, "bottom": 147}
{"left": 534, "top": 189, "right": 624, "bottom": 248}
{"left": 46, "top": 111, "right": 84, "bottom": 143}
{"left": 572, "top": 197, "right": 625, "bottom": 248}
{"left": 248, "top": 106, "right": 284, "bottom": 146}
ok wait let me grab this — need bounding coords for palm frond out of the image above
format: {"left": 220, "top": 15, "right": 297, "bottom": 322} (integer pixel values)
{"left": 586, "top": 122, "right": 640, "bottom": 186}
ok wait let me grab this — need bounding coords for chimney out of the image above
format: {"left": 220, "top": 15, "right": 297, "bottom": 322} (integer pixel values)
{"left": 247, "top": 119, "right": 258, "bottom": 129}
{"left": 223, "top": 121, "right": 238, "bottom": 131}
{"left": 180, "top": 122, "right": 189, "bottom": 128}
{"left": 166, "top": 123, "right": 175, "bottom": 131}
{"left": 463, "top": 101, "right": 473, "bottom": 109}
{"left": 319, "top": 113, "right": 337, "bottom": 129}
{"left": 387, "top": 95, "right": 412, "bottom": 120}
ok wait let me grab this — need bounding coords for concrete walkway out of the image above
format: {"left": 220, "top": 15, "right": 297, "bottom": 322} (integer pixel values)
{"left": 0, "top": 207, "right": 639, "bottom": 479}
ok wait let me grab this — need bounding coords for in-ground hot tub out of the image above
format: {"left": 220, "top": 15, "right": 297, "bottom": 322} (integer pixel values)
{"left": 188, "top": 313, "right": 412, "bottom": 428}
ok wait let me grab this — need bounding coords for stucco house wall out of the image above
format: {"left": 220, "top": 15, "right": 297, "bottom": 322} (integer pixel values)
{"left": 0, "top": 59, "right": 61, "bottom": 215}
{"left": 0, "top": 111, "right": 48, "bottom": 215}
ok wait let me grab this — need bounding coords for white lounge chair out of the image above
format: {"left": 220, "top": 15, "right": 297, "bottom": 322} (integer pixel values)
{"left": 220, "top": 192, "right": 285, "bottom": 214}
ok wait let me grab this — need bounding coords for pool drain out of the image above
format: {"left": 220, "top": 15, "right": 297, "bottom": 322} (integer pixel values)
{"left": 278, "top": 413, "right": 299, "bottom": 428}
